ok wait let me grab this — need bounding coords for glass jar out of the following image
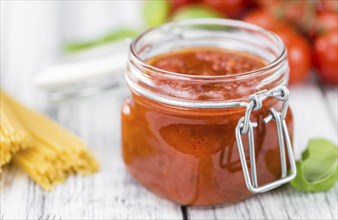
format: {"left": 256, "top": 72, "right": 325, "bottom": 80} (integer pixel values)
{"left": 122, "top": 19, "right": 296, "bottom": 206}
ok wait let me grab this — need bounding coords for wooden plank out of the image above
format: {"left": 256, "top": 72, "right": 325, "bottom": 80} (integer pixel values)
{"left": 187, "top": 82, "right": 338, "bottom": 220}
{"left": 323, "top": 86, "right": 338, "bottom": 129}
{"left": 1, "top": 90, "right": 183, "bottom": 219}
{"left": 290, "top": 83, "right": 337, "bottom": 155}
{"left": 188, "top": 185, "right": 337, "bottom": 220}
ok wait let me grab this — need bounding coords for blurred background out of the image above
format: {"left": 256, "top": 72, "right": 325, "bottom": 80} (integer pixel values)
{"left": 1, "top": 1, "right": 144, "bottom": 104}
{"left": 1, "top": 0, "right": 337, "bottom": 105}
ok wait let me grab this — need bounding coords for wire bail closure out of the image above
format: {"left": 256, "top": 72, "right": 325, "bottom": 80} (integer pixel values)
{"left": 235, "top": 86, "right": 297, "bottom": 193}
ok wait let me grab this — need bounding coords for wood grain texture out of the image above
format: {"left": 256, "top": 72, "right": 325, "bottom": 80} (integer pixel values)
{"left": 323, "top": 87, "right": 338, "bottom": 128}
{"left": 188, "top": 185, "right": 338, "bottom": 220}
{"left": 187, "top": 82, "right": 338, "bottom": 220}
{"left": 1, "top": 82, "right": 337, "bottom": 220}
{"left": 1, "top": 91, "right": 183, "bottom": 220}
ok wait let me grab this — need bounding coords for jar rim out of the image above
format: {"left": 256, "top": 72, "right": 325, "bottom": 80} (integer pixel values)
{"left": 130, "top": 18, "right": 286, "bottom": 81}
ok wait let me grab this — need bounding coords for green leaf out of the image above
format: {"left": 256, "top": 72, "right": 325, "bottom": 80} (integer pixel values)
{"left": 143, "top": 0, "right": 170, "bottom": 27}
{"left": 64, "top": 28, "right": 138, "bottom": 53}
{"left": 171, "top": 5, "right": 222, "bottom": 21}
{"left": 290, "top": 138, "right": 338, "bottom": 192}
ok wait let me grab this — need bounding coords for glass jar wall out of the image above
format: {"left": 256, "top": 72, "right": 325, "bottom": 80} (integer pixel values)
{"left": 122, "top": 19, "right": 293, "bottom": 206}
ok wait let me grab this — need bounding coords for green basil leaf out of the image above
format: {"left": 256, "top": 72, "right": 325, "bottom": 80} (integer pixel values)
{"left": 290, "top": 138, "right": 338, "bottom": 192}
{"left": 143, "top": 0, "right": 170, "bottom": 27}
{"left": 64, "top": 28, "right": 138, "bottom": 53}
{"left": 171, "top": 5, "right": 222, "bottom": 21}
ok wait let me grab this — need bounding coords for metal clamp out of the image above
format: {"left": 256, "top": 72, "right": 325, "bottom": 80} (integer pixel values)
{"left": 235, "top": 86, "right": 297, "bottom": 193}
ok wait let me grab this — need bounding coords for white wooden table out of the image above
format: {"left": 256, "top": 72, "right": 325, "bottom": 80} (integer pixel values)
{"left": 1, "top": 1, "right": 337, "bottom": 219}
{"left": 1, "top": 79, "right": 337, "bottom": 220}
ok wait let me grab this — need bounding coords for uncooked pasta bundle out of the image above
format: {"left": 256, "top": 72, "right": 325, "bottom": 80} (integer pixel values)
{"left": 0, "top": 93, "right": 32, "bottom": 170}
{"left": 0, "top": 90, "right": 99, "bottom": 190}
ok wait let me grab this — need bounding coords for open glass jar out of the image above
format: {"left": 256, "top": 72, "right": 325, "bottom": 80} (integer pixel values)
{"left": 122, "top": 19, "right": 296, "bottom": 206}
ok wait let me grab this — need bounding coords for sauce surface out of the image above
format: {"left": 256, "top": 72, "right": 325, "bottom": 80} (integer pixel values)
{"left": 122, "top": 47, "right": 292, "bottom": 206}
{"left": 148, "top": 47, "right": 266, "bottom": 76}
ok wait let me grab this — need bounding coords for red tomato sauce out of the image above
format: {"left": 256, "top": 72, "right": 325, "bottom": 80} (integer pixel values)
{"left": 149, "top": 48, "right": 266, "bottom": 76}
{"left": 122, "top": 47, "right": 293, "bottom": 206}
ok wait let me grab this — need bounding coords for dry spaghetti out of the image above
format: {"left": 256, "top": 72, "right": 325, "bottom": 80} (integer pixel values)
{"left": 0, "top": 92, "right": 32, "bottom": 169}
{"left": 0, "top": 90, "right": 99, "bottom": 190}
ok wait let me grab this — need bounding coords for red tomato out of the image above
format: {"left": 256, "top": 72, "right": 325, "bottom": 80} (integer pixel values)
{"left": 243, "top": 9, "right": 284, "bottom": 30}
{"left": 244, "top": 10, "right": 311, "bottom": 84}
{"left": 312, "top": 12, "right": 338, "bottom": 36}
{"left": 255, "top": 0, "right": 316, "bottom": 33}
{"left": 317, "top": 0, "right": 338, "bottom": 13}
{"left": 275, "top": 28, "right": 312, "bottom": 84}
{"left": 201, "top": 0, "right": 247, "bottom": 18}
{"left": 314, "top": 29, "right": 338, "bottom": 84}
{"left": 255, "top": 0, "right": 279, "bottom": 8}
